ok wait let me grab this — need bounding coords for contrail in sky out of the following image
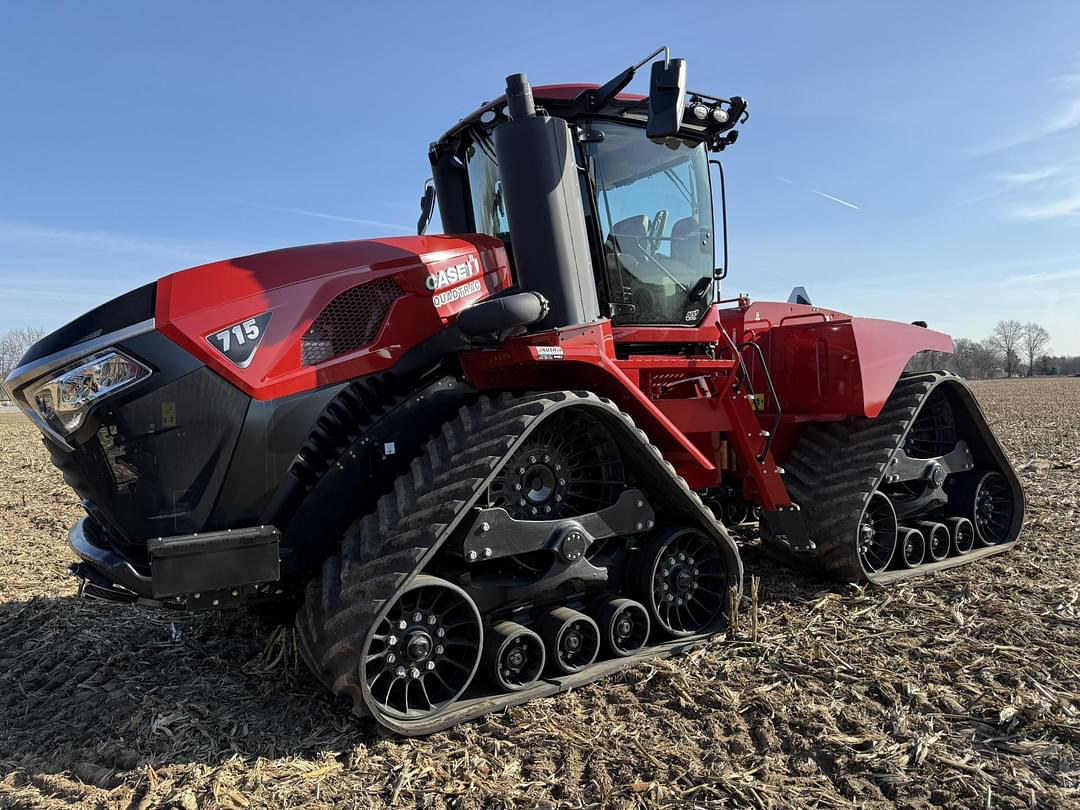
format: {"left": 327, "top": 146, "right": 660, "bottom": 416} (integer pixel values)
{"left": 776, "top": 176, "right": 860, "bottom": 210}
{"left": 238, "top": 202, "right": 413, "bottom": 232}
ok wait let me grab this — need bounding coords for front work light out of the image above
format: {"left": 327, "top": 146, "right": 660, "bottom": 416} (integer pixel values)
{"left": 27, "top": 350, "right": 150, "bottom": 436}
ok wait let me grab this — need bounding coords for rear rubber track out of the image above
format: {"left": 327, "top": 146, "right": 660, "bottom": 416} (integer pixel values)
{"left": 295, "top": 390, "right": 742, "bottom": 735}
{"left": 763, "top": 371, "right": 1023, "bottom": 583}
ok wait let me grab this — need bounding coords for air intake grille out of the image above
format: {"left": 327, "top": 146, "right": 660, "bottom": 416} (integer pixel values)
{"left": 301, "top": 278, "right": 404, "bottom": 366}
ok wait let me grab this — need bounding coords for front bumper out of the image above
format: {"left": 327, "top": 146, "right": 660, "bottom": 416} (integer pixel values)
{"left": 68, "top": 516, "right": 281, "bottom": 607}
{"left": 69, "top": 516, "right": 153, "bottom": 599}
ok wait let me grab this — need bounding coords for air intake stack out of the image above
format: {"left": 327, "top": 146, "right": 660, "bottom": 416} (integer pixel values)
{"left": 493, "top": 73, "right": 600, "bottom": 329}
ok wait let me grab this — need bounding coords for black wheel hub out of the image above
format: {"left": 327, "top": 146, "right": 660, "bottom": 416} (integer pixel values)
{"left": 973, "top": 471, "right": 1013, "bottom": 545}
{"left": 857, "top": 491, "right": 898, "bottom": 574}
{"left": 363, "top": 578, "right": 481, "bottom": 720}
{"left": 640, "top": 528, "right": 726, "bottom": 637}
{"left": 488, "top": 411, "right": 625, "bottom": 521}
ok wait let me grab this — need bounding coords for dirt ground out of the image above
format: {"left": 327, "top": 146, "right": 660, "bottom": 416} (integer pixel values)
{"left": 0, "top": 379, "right": 1077, "bottom": 809}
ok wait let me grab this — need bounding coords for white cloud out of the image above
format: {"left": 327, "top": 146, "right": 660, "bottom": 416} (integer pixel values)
{"left": 1016, "top": 267, "right": 1080, "bottom": 282}
{"left": 1010, "top": 193, "right": 1080, "bottom": 219}
{"left": 0, "top": 219, "right": 218, "bottom": 264}
{"left": 1001, "top": 167, "right": 1058, "bottom": 185}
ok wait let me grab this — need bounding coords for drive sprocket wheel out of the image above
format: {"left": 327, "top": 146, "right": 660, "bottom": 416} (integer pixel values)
{"left": 488, "top": 410, "right": 624, "bottom": 520}
{"left": 360, "top": 575, "right": 482, "bottom": 721}
{"left": 637, "top": 527, "right": 728, "bottom": 637}
{"left": 857, "top": 491, "right": 898, "bottom": 574}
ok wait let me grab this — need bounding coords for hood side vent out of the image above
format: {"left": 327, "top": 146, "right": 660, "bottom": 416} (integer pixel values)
{"left": 301, "top": 278, "right": 404, "bottom": 366}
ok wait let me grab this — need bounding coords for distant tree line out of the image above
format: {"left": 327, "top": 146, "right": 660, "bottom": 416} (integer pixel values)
{"left": 0, "top": 327, "right": 46, "bottom": 401}
{"left": 907, "top": 320, "right": 1077, "bottom": 379}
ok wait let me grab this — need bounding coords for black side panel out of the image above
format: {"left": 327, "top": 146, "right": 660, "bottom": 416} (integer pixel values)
{"left": 19, "top": 283, "right": 156, "bottom": 365}
{"left": 208, "top": 383, "right": 346, "bottom": 532}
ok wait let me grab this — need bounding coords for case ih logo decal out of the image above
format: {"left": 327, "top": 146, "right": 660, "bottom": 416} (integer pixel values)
{"left": 205, "top": 312, "right": 272, "bottom": 369}
{"left": 425, "top": 256, "right": 481, "bottom": 292}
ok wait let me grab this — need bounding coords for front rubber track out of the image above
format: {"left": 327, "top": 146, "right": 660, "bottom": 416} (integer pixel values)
{"left": 763, "top": 371, "right": 1024, "bottom": 584}
{"left": 295, "top": 390, "right": 742, "bottom": 736}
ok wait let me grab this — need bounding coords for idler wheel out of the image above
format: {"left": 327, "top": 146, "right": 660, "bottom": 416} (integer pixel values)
{"left": 895, "top": 526, "right": 926, "bottom": 569}
{"left": 595, "top": 597, "right": 650, "bottom": 657}
{"left": 915, "top": 520, "right": 951, "bottom": 562}
{"left": 636, "top": 527, "right": 728, "bottom": 637}
{"left": 484, "top": 621, "right": 545, "bottom": 692}
{"left": 360, "top": 575, "right": 482, "bottom": 721}
{"left": 541, "top": 607, "right": 599, "bottom": 674}
{"left": 856, "top": 491, "right": 898, "bottom": 574}
{"left": 946, "top": 516, "right": 975, "bottom": 555}
{"left": 724, "top": 502, "right": 751, "bottom": 526}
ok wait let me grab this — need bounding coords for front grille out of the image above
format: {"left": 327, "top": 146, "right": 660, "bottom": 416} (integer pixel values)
{"left": 301, "top": 278, "right": 403, "bottom": 366}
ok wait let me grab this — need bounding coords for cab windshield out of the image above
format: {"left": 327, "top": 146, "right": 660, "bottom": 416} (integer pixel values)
{"left": 582, "top": 121, "right": 714, "bottom": 325}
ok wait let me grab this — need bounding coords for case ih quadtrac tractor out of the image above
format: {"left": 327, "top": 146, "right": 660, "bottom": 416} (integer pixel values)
{"left": 6, "top": 51, "right": 1023, "bottom": 734}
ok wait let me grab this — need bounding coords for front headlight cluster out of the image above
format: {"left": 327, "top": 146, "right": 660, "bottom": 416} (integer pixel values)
{"left": 27, "top": 351, "right": 150, "bottom": 436}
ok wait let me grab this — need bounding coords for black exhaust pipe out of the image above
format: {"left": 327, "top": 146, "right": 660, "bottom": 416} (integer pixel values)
{"left": 493, "top": 73, "right": 600, "bottom": 329}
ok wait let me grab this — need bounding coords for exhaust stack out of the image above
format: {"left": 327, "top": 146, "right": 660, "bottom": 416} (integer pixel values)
{"left": 493, "top": 73, "right": 599, "bottom": 329}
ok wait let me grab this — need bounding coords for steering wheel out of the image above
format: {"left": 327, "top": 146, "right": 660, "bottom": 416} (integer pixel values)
{"left": 646, "top": 209, "right": 668, "bottom": 253}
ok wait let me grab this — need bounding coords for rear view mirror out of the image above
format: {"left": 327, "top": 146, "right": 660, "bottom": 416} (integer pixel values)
{"left": 646, "top": 58, "right": 687, "bottom": 140}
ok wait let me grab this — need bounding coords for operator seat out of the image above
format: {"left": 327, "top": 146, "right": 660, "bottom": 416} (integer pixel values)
{"left": 670, "top": 216, "right": 700, "bottom": 266}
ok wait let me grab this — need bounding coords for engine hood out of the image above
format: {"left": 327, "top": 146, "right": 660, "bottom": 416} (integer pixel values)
{"left": 156, "top": 234, "right": 511, "bottom": 400}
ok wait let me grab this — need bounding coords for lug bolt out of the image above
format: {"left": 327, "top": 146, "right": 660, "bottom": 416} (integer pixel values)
{"left": 428, "top": 615, "right": 438, "bottom": 625}
{"left": 467, "top": 550, "right": 478, "bottom": 561}
{"left": 558, "top": 478, "right": 566, "bottom": 486}
{"left": 636, "top": 522, "right": 644, "bottom": 530}
{"left": 413, "top": 612, "right": 423, "bottom": 623}
{"left": 555, "top": 495, "right": 563, "bottom": 502}
{"left": 636, "top": 499, "right": 644, "bottom": 508}
{"left": 409, "top": 667, "right": 421, "bottom": 679}
{"left": 426, "top": 661, "right": 436, "bottom": 671}
{"left": 661, "top": 583, "right": 669, "bottom": 591}
{"left": 518, "top": 467, "right": 526, "bottom": 475}
{"left": 668, "top": 557, "right": 676, "bottom": 567}
{"left": 436, "top": 628, "right": 446, "bottom": 638}
{"left": 531, "top": 507, "right": 538, "bottom": 514}
{"left": 544, "top": 506, "right": 552, "bottom": 513}
{"left": 386, "top": 653, "right": 397, "bottom": 664}
{"left": 395, "top": 666, "right": 407, "bottom": 677}
{"left": 666, "top": 594, "right": 674, "bottom": 602}
{"left": 529, "top": 455, "right": 537, "bottom": 463}
{"left": 646, "top": 520, "right": 654, "bottom": 528}
{"left": 398, "top": 620, "right": 408, "bottom": 631}
{"left": 678, "top": 553, "right": 686, "bottom": 561}
{"left": 519, "top": 499, "right": 527, "bottom": 507}
{"left": 514, "top": 483, "right": 522, "bottom": 491}
{"left": 554, "top": 464, "right": 562, "bottom": 471}
{"left": 483, "top": 547, "right": 493, "bottom": 557}
{"left": 387, "top": 635, "right": 398, "bottom": 646}
{"left": 435, "top": 644, "right": 445, "bottom": 655}
{"left": 480, "top": 522, "right": 490, "bottom": 533}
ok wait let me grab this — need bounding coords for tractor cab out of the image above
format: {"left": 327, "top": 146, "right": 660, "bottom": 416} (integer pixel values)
{"left": 428, "top": 49, "right": 747, "bottom": 329}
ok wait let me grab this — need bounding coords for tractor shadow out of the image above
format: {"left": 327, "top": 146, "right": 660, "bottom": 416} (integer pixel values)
{"left": 0, "top": 549, "right": 832, "bottom": 784}
{"left": 0, "top": 594, "right": 373, "bottom": 781}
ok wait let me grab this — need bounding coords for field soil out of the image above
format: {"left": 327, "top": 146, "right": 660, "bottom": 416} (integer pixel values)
{"left": 1, "top": 379, "right": 1077, "bottom": 809}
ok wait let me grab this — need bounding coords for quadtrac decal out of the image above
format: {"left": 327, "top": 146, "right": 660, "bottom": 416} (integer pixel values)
{"left": 427, "top": 255, "right": 484, "bottom": 309}
{"left": 205, "top": 312, "right": 272, "bottom": 368}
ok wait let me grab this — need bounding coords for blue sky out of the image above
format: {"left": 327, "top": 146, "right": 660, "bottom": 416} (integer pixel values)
{"left": 2, "top": 2, "right": 1080, "bottom": 352}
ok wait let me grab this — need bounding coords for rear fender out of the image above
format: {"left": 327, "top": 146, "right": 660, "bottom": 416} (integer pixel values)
{"left": 766, "top": 316, "right": 953, "bottom": 418}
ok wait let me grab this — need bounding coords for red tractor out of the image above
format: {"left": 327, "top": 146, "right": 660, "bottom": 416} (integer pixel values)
{"left": 5, "top": 50, "right": 1023, "bottom": 735}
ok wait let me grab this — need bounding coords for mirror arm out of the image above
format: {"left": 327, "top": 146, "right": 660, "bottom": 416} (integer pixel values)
{"left": 417, "top": 179, "right": 436, "bottom": 236}
{"left": 709, "top": 159, "right": 728, "bottom": 280}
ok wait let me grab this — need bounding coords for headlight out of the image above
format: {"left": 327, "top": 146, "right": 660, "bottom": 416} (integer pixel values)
{"left": 27, "top": 350, "right": 150, "bottom": 436}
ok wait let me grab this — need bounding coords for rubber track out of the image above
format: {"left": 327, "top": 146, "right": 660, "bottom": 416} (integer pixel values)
{"left": 762, "top": 371, "right": 1023, "bottom": 583}
{"left": 295, "top": 390, "right": 741, "bottom": 735}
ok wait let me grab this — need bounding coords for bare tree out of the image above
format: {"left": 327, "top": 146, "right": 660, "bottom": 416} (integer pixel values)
{"left": 989, "top": 319, "right": 1024, "bottom": 377}
{"left": 1022, "top": 322, "right": 1051, "bottom": 377}
{"left": 0, "top": 327, "right": 46, "bottom": 401}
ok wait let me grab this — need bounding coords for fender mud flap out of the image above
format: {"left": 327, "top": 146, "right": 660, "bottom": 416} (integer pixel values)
{"left": 296, "top": 391, "right": 743, "bottom": 735}
{"left": 764, "top": 371, "right": 1024, "bottom": 584}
